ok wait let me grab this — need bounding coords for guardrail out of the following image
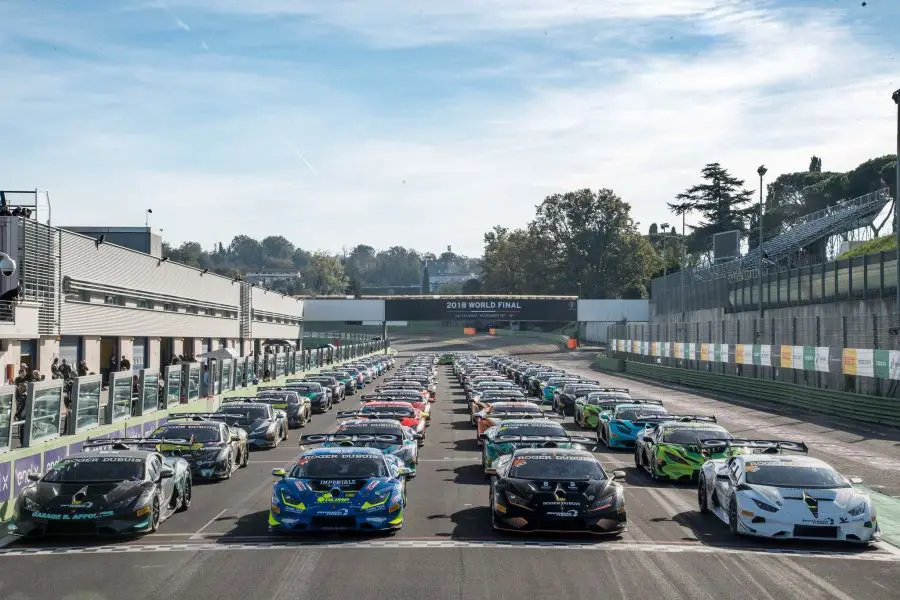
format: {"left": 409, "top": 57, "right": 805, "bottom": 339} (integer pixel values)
{"left": 592, "top": 357, "right": 900, "bottom": 428}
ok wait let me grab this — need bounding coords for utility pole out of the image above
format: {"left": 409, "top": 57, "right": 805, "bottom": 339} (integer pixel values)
{"left": 757, "top": 165, "right": 767, "bottom": 317}
{"left": 893, "top": 89, "right": 900, "bottom": 313}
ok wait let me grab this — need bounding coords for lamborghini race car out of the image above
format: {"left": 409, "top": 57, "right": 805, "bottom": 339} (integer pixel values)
{"left": 488, "top": 448, "right": 627, "bottom": 535}
{"left": 151, "top": 415, "right": 249, "bottom": 478}
{"left": 553, "top": 382, "right": 603, "bottom": 416}
{"left": 541, "top": 377, "right": 583, "bottom": 404}
{"left": 296, "top": 376, "right": 343, "bottom": 404}
{"left": 10, "top": 441, "right": 192, "bottom": 537}
{"left": 338, "top": 402, "right": 427, "bottom": 441}
{"left": 268, "top": 446, "right": 410, "bottom": 533}
{"left": 469, "top": 389, "right": 529, "bottom": 420}
{"left": 302, "top": 420, "right": 421, "bottom": 476}
{"left": 216, "top": 401, "right": 289, "bottom": 448}
{"left": 573, "top": 389, "right": 632, "bottom": 429}
{"left": 634, "top": 417, "right": 729, "bottom": 481}
{"left": 480, "top": 419, "right": 597, "bottom": 472}
{"left": 255, "top": 388, "right": 313, "bottom": 426}
{"left": 363, "top": 389, "right": 433, "bottom": 419}
{"left": 698, "top": 439, "right": 878, "bottom": 543}
{"left": 596, "top": 400, "right": 668, "bottom": 448}
{"left": 474, "top": 402, "right": 546, "bottom": 439}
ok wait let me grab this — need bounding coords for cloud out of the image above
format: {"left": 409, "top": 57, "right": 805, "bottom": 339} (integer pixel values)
{"left": 0, "top": 0, "right": 896, "bottom": 257}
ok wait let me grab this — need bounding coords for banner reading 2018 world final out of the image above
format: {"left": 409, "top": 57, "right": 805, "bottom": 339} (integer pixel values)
{"left": 384, "top": 298, "right": 578, "bottom": 322}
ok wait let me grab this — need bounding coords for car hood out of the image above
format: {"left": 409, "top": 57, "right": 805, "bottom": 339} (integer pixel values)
{"left": 506, "top": 478, "right": 613, "bottom": 507}
{"left": 27, "top": 480, "right": 153, "bottom": 510}
{"left": 748, "top": 484, "right": 862, "bottom": 510}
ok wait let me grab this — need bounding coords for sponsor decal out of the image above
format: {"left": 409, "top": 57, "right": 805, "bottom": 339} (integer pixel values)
{"left": 318, "top": 480, "right": 355, "bottom": 486}
{"left": 801, "top": 518, "right": 835, "bottom": 526}
{"left": 545, "top": 510, "right": 579, "bottom": 518}
{"left": 0, "top": 462, "right": 10, "bottom": 503}
{"left": 802, "top": 491, "right": 820, "bottom": 518}
{"left": 43, "top": 447, "right": 68, "bottom": 474}
{"left": 13, "top": 455, "right": 42, "bottom": 493}
{"left": 318, "top": 509, "right": 350, "bottom": 516}
{"left": 542, "top": 501, "right": 579, "bottom": 507}
{"left": 316, "top": 495, "right": 350, "bottom": 504}
{"left": 33, "top": 511, "right": 114, "bottom": 520}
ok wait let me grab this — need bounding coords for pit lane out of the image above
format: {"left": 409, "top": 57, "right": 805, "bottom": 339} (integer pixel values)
{"left": 1, "top": 334, "right": 899, "bottom": 600}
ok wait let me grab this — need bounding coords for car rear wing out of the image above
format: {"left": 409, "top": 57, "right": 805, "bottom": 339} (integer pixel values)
{"left": 299, "top": 433, "right": 404, "bottom": 446}
{"left": 82, "top": 436, "right": 195, "bottom": 451}
{"left": 220, "top": 397, "right": 260, "bottom": 404}
{"left": 634, "top": 414, "right": 717, "bottom": 425}
{"left": 699, "top": 438, "right": 809, "bottom": 454}
{"left": 482, "top": 411, "right": 548, "bottom": 420}
{"left": 622, "top": 399, "right": 664, "bottom": 406}
{"left": 167, "top": 412, "right": 234, "bottom": 421}
{"left": 493, "top": 434, "right": 599, "bottom": 446}
{"left": 361, "top": 393, "right": 420, "bottom": 401}
{"left": 336, "top": 410, "right": 414, "bottom": 420}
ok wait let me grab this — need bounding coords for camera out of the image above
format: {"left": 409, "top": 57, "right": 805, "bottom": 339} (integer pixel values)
{"left": 0, "top": 252, "right": 17, "bottom": 277}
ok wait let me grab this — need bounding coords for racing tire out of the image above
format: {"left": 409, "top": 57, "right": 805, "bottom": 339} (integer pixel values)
{"left": 697, "top": 475, "right": 710, "bottom": 514}
{"left": 223, "top": 452, "right": 235, "bottom": 480}
{"left": 149, "top": 492, "right": 162, "bottom": 533}
{"left": 240, "top": 446, "right": 249, "bottom": 468}
{"left": 634, "top": 449, "right": 642, "bottom": 469}
{"left": 282, "top": 424, "right": 289, "bottom": 442}
{"left": 728, "top": 498, "right": 740, "bottom": 535}
{"left": 177, "top": 476, "right": 193, "bottom": 512}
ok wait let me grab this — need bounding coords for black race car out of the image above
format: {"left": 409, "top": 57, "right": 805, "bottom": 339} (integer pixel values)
{"left": 10, "top": 441, "right": 193, "bottom": 537}
{"left": 554, "top": 383, "right": 602, "bottom": 416}
{"left": 153, "top": 416, "right": 249, "bottom": 479}
{"left": 216, "top": 401, "right": 289, "bottom": 448}
{"left": 299, "top": 376, "right": 343, "bottom": 404}
{"left": 255, "top": 389, "right": 313, "bottom": 426}
{"left": 488, "top": 448, "right": 626, "bottom": 535}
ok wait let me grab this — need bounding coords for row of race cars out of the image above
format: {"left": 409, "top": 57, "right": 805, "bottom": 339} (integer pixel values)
{"left": 458, "top": 353, "right": 881, "bottom": 542}
{"left": 7, "top": 353, "right": 442, "bottom": 537}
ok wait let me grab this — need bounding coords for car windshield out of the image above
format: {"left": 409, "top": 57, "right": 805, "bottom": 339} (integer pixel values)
{"left": 152, "top": 425, "right": 221, "bottom": 443}
{"left": 220, "top": 406, "right": 270, "bottom": 420}
{"left": 491, "top": 404, "right": 540, "bottom": 414}
{"left": 288, "top": 384, "right": 320, "bottom": 393}
{"left": 43, "top": 456, "right": 145, "bottom": 483}
{"left": 257, "top": 395, "right": 298, "bottom": 405}
{"left": 509, "top": 455, "right": 605, "bottom": 480}
{"left": 663, "top": 428, "right": 730, "bottom": 445}
{"left": 745, "top": 464, "right": 849, "bottom": 489}
{"left": 617, "top": 407, "right": 668, "bottom": 420}
{"left": 337, "top": 425, "right": 404, "bottom": 437}
{"left": 587, "top": 394, "right": 630, "bottom": 405}
{"left": 495, "top": 423, "right": 567, "bottom": 437}
{"left": 291, "top": 455, "right": 388, "bottom": 479}
{"left": 306, "top": 378, "right": 333, "bottom": 385}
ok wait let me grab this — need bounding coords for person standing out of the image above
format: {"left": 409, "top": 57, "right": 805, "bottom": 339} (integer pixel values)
{"left": 50, "top": 358, "right": 61, "bottom": 379}
{"left": 120, "top": 355, "right": 131, "bottom": 371}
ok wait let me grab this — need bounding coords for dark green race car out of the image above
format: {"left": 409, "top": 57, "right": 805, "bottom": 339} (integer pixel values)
{"left": 479, "top": 419, "right": 597, "bottom": 473}
{"left": 573, "top": 389, "right": 632, "bottom": 429}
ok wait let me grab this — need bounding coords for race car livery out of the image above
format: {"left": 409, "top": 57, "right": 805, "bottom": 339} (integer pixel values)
{"left": 553, "top": 383, "right": 602, "bottom": 416}
{"left": 573, "top": 390, "right": 632, "bottom": 429}
{"left": 260, "top": 384, "right": 321, "bottom": 418}
{"left": 338, "top": 403, "right": 427, "bottom": 441}
{"left": 11, "top": 443, "right": 192, "bottom": 536}
{"left": 474, "top": 402, "right": 545, "bottom": 438}
{"left": 151, "top": 417, "right": 249, "bottom": 479}
{"left": 634, "top": 418, "right": 730, "bottom": 481}
{"left": 597, "top": 401, "right": 668, "bottom": 448}
{"left": 302, "top": 421, "right": 421, "bottom": 476}
{"left": 295, "top": 376, "right": 343, "bottom": 404}
{"left": 698, "top": 439, "right": 878, "bottom": 543}
{"left": 268, "top": 446, "right": 410, "bottom": 533}
{"left": 216, "top": 402, "right": 289, "bottom": 448}
{"left": 363, "top": 390, "right": 432, "bottom": 419}
{"left": 488, "top": 448, "right": 627, "bottom": 535}
{"left": 480, "top": 419, "right": 597, "bottom": 472}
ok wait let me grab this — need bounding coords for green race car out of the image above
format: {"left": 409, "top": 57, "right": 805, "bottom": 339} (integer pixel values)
{"left": 573, "top": 389, "right": 632, "bottom": 429}
{"left": 479, "top": 419, "right": 596, "bottom": 473}
{"left": 633, "top": 418, "right": 731, "bottom": 481}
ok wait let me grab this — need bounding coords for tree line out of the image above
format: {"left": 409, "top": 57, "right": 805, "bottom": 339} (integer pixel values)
{"left": 164, "top": 153, "right": 895, "bottom": 298}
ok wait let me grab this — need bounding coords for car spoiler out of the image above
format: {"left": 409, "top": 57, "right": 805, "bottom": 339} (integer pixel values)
{"left": 336, "top": 410, "right": 415, "bottom": 420}
{"left": 168, "top": 412, "right": 234, "bottom": 421}
{"left": 634, "top": 414, "right": 717, "bottom": 424}
{"left": 493, "top": 434, "right": 599, "bottom": 446}
{"left": 622, "top": 399, "right": 664, "bottom": 406}
{"left": 299, "top": 433, "right": 404, "bottom": 446}
{"left": 82, "top": 436, "right": 195, "bottom": 450}
{"left": 220, "top": 397, "right": 260, "bottom": 404}
{"left": 700, "top": 438, "right": 809, "bottom": 454}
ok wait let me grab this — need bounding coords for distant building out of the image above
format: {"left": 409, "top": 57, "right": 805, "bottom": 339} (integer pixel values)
{"left": 245, "top": 270, "right": 303, "bottom": 287}
{"left": 60, "top": 226, "right": 163, "bottom": 258}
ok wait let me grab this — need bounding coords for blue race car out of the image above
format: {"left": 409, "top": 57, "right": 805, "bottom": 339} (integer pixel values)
{"left": 597, "top": 400, "right": 668, "bottom": 449}
{"left": 268, "top": 445, "right": 410, "bottom": 534}
{"left": 303, "top": 418, "right": 421, "bottom": 477}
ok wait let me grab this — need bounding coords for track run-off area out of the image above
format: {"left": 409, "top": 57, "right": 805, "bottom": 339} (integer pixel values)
{"left": 2, "top": 333, "right": 900, "bottom": 600}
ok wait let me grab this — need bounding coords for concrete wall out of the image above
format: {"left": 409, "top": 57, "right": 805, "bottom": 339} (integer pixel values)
{"left": 304, "top": 299, "right": 385, "bottom": 322}
{"left": 0, "top": 340, "right": 21, "bottom": 382}
{"left": 577, "top": 299, "right": 649, "bottom": 322}
{"left": 0, "top": 302, "right": 40, "bottom": 340}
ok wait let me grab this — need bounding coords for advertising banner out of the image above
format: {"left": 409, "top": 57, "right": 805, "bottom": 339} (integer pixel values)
{"left": 384, "top": 298, "right": 578, "bottom": 321}
{"left": 842, "top": 348, "right": 858, "bottom": 376}
{"left": 815, "top": 347, "right": 830, "bottom": 373}
{"left": 855, "top": 349, "right": 874, "bottom": 378}
{"left": 760, "top": 345, "right": 772, "bottom": 367}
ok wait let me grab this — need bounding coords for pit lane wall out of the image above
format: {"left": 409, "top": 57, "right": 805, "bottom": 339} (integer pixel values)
{"left": 598, "top": 341, "right": 900, "bottom": 428}
{"left": 0, "top": 348, "right": 391, "bottom": 523}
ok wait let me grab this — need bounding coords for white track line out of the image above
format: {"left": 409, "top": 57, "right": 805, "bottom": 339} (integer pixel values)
{"left": 189, "top": 508, "right": 228, "bottom": 540}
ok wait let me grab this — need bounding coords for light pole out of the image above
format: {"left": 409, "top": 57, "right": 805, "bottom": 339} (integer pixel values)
{"left": 145, "top": 208, "right": 153, "bottom": 227}
{"left": 757, "top": 165, "right": 767, "bottom": 317}
{"left": 893, "top": 88, "right": 900, "bottom": 313}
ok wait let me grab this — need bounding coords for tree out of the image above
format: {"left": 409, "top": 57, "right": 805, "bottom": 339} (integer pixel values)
{"left": 303, "top": 252, "right": 348, "bottom": 295}
{"left": 462, "top": 278, "right": 483, "bottom": 294}
{"left": 480, "top": 225, "right": 553, "bottom": 294}
{"left": 648, "top": 223, "right": 658, "bottom": 235}
{"left": 292, "top": 248, "right": 311, "bottom": 270}
{"left": 809, "top": 156, "right": 822, "bottom": 173}
{"left": 421, "top": 262, "right": 431, "bottom": 294}
{"left": 261, "top": 236, "right": 294, "bottom": 268}
{"left": 668, "top": 163, "right": 755, "bottom": 257}
{"left": 228, "top": 235, "right": 264, "bottom": 267}
{"left": 345, "top": 276, "right": 362, "bottom": 298}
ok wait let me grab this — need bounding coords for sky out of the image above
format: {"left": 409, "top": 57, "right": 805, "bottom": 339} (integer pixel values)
{"left": 1, "top": 0, "right": 897, "bottom": 258}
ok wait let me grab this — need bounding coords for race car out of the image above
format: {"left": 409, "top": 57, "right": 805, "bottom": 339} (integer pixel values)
{"left": 282, "top": 381, "right": 332, "bottom": 414}
{"left": 633, "top": 417, "right": 730, "bottom": 481}
{"left": 216, "top": 401, "right": 289, "bottom": 448}
{"left": 488, "top": 448, "right": 627, "bottom": 535}
{"left": 573, "top": 389, "right": 632, "bottom": 429}
{"left": 363, "top": 389, "right": 433, "bottom": 419}
{"left": 553, "top": 382, "right": 603, "bottom": 416}
{"left": 377, "top": 380, "right": 432, "bottom": 404}
{"left": 255, "top": 388, "right": 313, "bottom": 426}
{"left": 480, "top": 418, "right": 597, "bottom": 472}
{"left": 321, "top": 370, "right": 358, "bottom": 396}
{"left": 268, "top": 446, "right": 410, "bottom": 533}
{"left": 540, "top": 377, "right": 583, "bottom": 404}
{"left": 151, "top": 415, "right": 249, "bottom": 478}
{"left": 596, "top": 400, "right": 668, "bottom": 448}
{"left": 474, "top": 403, "right": 548, "bottom": 442}
{"left": 301, "top": 420, "right": 421, "bottom": 477}
{"left": 296, "top": 376, "right": 343, "bottom": 404}
{"left": 698, "top": 439, "right": 878, "bottom": 543}
{"left": 469, "top": 389, "right": 529, "bottom": 420}
{"left": 10, "top": 441, "right": 192, "bottom": 537}
{"left": 528, "top": 370, "right": 566, "bottom": 397}
{"left": 338, "top": 403, "right": 427, "bottom": 441}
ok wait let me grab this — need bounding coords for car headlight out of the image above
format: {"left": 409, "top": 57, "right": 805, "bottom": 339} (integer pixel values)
{"left": 751, "top": 498, "right": 779, "bottom": 513}
{"left": 587, "top": 493, "right": 617, "bottom": 513}
{"left": 23, "top": 497, "right": 40, "bottom": 512}
{"left": 505, "top": 491, "right": 532, "bottom": 510}
{"left": 848, "top": 501, "right": 868, "bottom": 517}
{"left": 281, "top": 492, "right": 303, "bottom": 506}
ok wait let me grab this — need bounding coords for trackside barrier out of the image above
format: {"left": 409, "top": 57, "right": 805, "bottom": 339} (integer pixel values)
{"left": 592, "top": 357, "right": 900, "bottom": 428}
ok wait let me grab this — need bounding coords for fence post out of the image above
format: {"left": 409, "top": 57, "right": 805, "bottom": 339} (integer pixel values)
{"left": 791, "top": 317, "right": 798, "bottom": 385}
{"left": 815, "top": 316, "right": 822, "bottom": 388}
{"left": 874, "top": 313, "right": 880, "bottom": 397}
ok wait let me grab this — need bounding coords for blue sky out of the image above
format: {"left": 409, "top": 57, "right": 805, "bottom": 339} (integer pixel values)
{"left": 1, "top": 0, "right": 897, "bottom": 257}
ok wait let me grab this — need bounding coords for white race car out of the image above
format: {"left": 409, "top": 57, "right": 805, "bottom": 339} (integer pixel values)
{"left": 698, "top": 439, "right": 879, "bottom": 543}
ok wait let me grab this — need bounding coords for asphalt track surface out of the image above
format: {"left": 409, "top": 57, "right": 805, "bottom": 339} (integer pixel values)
{"left": 2, "top": 333, "right": 900, "bottom": 600}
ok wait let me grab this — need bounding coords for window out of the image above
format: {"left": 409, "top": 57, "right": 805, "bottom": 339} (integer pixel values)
{"left": 163, "top": 303, "right": 179, "bottom": 312}
{"left": 147, "top": 456, "right": 162, "bottom": 481}
{"left": 137, "top": 299, "right": 154, "bottom": 309}
{"left": 104, "top": 294, "right": 121, "bottom": 305}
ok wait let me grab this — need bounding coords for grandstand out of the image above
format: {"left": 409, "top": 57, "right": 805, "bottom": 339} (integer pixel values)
{"left": 694, "top": 188, "right": 890, "bottom": 282}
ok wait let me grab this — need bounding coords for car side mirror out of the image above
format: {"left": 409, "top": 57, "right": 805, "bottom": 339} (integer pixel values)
{"left": 478, "top": 433, "right": 488, "bottom": 440}
{"left": 641, "top": 436, "right": 653, "bottom": 444}
{"left": 272, "top": 468, "right": 286, "bottom": 478}
{"left": 716, "top": 473, "right": 729, "bottom": 480}
{"left": 160, "top": 466, "right": 175, "bottom": 479}
{"left": 484, "top": 467, "right": 497, "bottom": 475}
{"left": 611, "top": 470, "right": 626, "bottom": 480}
{"left": 413, "top": 433, "right": 423, "bottom": 440}
{"left": 231, "top": 434, "right": 241, "bottom": 442}
{"left": 26, "top": 472, "right": 40, "bottom": 482}
{"left": 847, "top": 476, "right": 863, "bottom": 484}
{"left": 428, "top": 398, "right": 436, "bottom": 403}
{"left": 397, "top": 466, "right": 411, "bottom": 478}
